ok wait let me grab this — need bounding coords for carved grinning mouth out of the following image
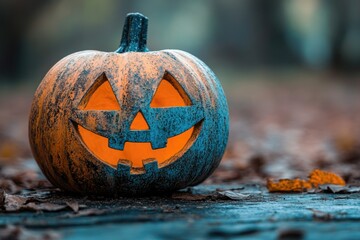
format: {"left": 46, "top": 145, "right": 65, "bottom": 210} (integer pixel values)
{"left": 70, "top": 71, "right": 204, "bottom": 174}
{"left": 72, "top": 119, "right": 203, "bottom": 174}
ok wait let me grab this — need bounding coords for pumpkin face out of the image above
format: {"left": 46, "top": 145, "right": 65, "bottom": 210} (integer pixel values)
{"left": 73, "top": 64, "right": 204, "bottom": 173}
{"left": 29, "top": 13, "right": 229, "bottom": 196}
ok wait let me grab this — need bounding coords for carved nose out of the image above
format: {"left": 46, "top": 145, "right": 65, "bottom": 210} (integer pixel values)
{"left": 130, "top": 111, "right": 149, "bottom": 130}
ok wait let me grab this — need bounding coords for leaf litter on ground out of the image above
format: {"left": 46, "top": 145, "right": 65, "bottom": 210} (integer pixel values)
{"left": 266, "top": 169, "right": 350, "bottom": 193}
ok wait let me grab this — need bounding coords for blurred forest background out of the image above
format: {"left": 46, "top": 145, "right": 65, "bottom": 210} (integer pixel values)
{"left": 0, "top": 0, "right": 359, "bottom": 183}
{"left": 1, "top": 0, "right": 360, "bottom": 83}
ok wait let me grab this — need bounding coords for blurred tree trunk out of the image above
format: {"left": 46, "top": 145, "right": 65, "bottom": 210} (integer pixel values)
{"left": 0, "top": 0, "right": 53, "bottom": 82}
{"left": 210, "top": 0, "right": 293, "bottom": 67}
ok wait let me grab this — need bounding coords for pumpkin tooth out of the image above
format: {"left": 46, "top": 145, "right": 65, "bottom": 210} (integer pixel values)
{"left": 143, "top": 160, "right": 159, "bottom": 173}
{"left": 116, "top": 159, "right": 159, "bottom": 175}
{"left": 116, "top": 161, "right": 131, "bottom": 176}
{"left": 109, "top": 136, "right": 126, "bottom": 150}
{"left": 150, "top": 138, "right": 167, "bottom": 149}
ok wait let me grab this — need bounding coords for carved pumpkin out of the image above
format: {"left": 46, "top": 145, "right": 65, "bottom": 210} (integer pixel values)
{"left": 29, "top": 13, "right": 229, "bottom": 196}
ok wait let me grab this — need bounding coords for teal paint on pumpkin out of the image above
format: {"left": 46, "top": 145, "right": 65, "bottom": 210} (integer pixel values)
{"left": 29, "top": 13, "right": 229, "bottom": 196}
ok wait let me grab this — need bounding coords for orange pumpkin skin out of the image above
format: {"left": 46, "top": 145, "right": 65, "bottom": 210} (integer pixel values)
{"left": 29, "top": 13, "right": 229, "bottom": 196}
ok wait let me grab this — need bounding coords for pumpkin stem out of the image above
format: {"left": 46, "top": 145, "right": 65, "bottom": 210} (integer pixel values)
{"left": 116, "top": 13, "right": 149, "bottom": 53}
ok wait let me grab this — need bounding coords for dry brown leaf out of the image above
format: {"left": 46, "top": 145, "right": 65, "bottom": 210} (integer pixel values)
{"left": 308, "top": 169, "right": 346, "bottom": 187}
{"left": 66, "top": 200, "right": 80, "bottom": 213}
{"left": 267, "top": 169, "right": 346, "bottom": 192}
{"left": 0, "top": 189, "right": 5, "bottom": 208}
{"left": 1, "top": 192, "right": 68, "bottom": 212}
{"left": 62, "top": 208, "right": 107, "bottom": 218}
{"left": 3, "top": 194, "right": 27, "bottom": 211}
{"left": 318, "top": 184, "right": 360, "bottom": 193}
{"left": 11, "top": 170, "right": 39, "bottom": 188}
{"left": 267, "top": 179, "right": 312, "bottom": 192}
{"left": 0, "top": 179, "right": 20, "bottom": 194}
{"left": 217, "top": 191, "right": 250, "bottom": 200}
{"left": 171, "top": 192, "right": 210, "bottom": 201}
{"left": 23, "top": 202, "right": 68, "bottom": 212}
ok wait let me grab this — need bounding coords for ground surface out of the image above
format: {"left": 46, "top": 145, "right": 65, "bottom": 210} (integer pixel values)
{"left": 0, "top": 72, "right": 360, "bottom": 239}
{"left": 1, "top": 183, "right": 360, "bottom": 240}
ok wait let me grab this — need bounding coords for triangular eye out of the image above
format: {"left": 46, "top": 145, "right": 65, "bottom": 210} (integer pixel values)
{"left": 150, "top": 72, "right": 191, "bottom": 108}
{"left": 78, "top": 73, "right": 120, "bottom": 110}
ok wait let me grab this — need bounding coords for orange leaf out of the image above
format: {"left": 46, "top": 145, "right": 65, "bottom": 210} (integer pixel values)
{"left": 266, "top": 169, "right": 346, "bottom": 193}
{"left": 308, "top": 169, "right": 346, "bottom": 187}
{"left": 267, "top": 178, "right": 312, "bottom": 192}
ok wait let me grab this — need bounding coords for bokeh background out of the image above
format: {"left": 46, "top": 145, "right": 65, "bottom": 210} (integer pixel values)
{"left": 0, "top": 0, "right": 360, "bottom": 184}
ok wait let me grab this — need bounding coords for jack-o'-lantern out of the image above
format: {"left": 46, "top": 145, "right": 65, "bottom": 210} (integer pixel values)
{"left": 29, "top": 13, "right": 229, "bottom": 196}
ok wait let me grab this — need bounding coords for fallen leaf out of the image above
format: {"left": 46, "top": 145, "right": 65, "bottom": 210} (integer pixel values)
{"left": 3, "top": 193, "right": 27, "bottom": 211}
{"left": 217, "top": 191, "right": 250, "bottom": 200}
{"left": 309, "top": 169, "right": 346, "bottom": 187}
{"left": 62, "top": 208, "right": 107, "bottom": 218}
{"left": 0, "top": 189, "right": 5, "bottom": 208}
{"left": 343, "top": 187, "right": 360, "bottom": 193}
{"left": 1, "top": 192, "right": 68, "bottom": 212}
{"left": 66, "top": 201, "right": 79, "bottom": 213}
{"left": 215, "top": 187, "right": 245, "bottom": 192}
{"left": 319, "top": 184, "right": 360, "bottom": 193}
{"left": 0, "top": 179, "right": 20, "bottom": 194}
{"left": 11, "top": 170, "right": 42, "bottom": 189}
{"left": 267, "top": 179, "right": 312, "bottom": 192}
{"left": 267, "top": 169, "right": 346, "bottom": 192}
{"left": 23, "top": 202, "right": 68, "bottom": 212}
{"left": 171, "top": 192, "right": 210, "bottom": 201}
